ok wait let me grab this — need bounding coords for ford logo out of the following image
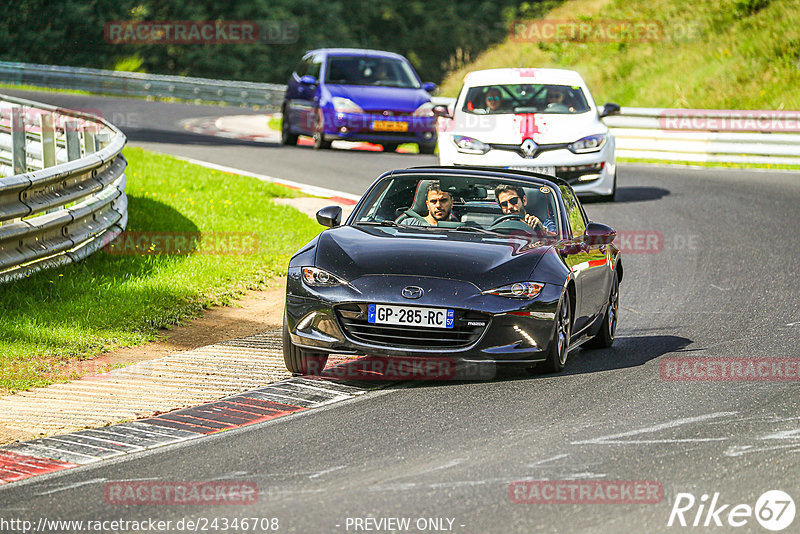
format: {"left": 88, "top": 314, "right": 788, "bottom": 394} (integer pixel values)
{"left": 401, "top": 286, "right": 424, "bottom": 299}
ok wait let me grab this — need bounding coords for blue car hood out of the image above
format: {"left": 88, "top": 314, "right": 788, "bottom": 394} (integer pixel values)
{"left": 326, "top": 84, "right": 430, "bottom": 113}
{"left": 315, "top": 226, "right": 549, "bottom": 291}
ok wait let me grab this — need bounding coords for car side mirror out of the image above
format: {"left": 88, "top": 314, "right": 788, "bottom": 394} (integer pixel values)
{"left": 299, "top": 74, "right": 318, "bottom": 86}
{"left": 584, "top": 222, "right": 616, "bottom": 245}
{"left": 599, "top": 102, "right": 620, "bottom": 118}
{"left": 422, "top": 82, "right": 438, "bottom": 94}
{"left": 432, "top": 104, "right": 452, "bottom": 118}
{"left": 316, "top": 205, "right": 342, "bottom": 228}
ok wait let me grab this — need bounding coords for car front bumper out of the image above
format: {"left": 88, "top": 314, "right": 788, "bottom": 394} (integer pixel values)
{"left": 438, "top": 135, "right": 616, "bottom": 196}
{"left": 285, "top": 270, "right": 563, "bottom": 366}
{"left": 322, "top": 109, "right": 437, "bottom": 145}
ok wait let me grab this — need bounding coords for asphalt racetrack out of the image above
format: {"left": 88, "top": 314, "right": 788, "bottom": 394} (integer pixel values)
{"left": 2, "top": 90, "right": 799, "bottom": 533}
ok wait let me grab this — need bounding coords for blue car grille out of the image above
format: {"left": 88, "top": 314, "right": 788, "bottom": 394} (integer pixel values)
{"left": 334, "top": 304, "right": 489, "bottom": 349}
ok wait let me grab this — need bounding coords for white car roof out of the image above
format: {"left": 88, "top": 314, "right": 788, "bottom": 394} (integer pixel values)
{"left": 463, "top": 68, "right": 587, "bottom": 88}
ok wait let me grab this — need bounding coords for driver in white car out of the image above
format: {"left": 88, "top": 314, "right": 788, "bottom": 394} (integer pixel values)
{"left": 495, "top": 184, "right": 557, "bottom": 235}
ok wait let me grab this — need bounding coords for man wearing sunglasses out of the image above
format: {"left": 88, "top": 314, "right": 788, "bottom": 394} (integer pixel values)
{"left": 494, "top": 184, "right": 557, "bottom": 235}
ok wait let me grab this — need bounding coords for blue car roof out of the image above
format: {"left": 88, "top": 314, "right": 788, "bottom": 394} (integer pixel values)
{"left": 305, "top": 48, "right": 407, "bottom": 60}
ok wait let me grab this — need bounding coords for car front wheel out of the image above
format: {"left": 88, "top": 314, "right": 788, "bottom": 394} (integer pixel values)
{"left": 313, "top": 109, "right": 332, "bottom": 150}
{"left": 541, "top": 294, "right": 572, "bottom": 373}
{"left": 283, "top": 318, "right": 329, "bottom": 375}
{"left": 419, "top": 142, "right": 436, "bottom": 154}
{"left": 280, "top": 109, "right": 298, "bottom": 146}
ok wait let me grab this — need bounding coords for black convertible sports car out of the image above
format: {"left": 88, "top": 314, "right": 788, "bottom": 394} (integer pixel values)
{"left": 283, "top": 166, "right": 622, "bottom": 377}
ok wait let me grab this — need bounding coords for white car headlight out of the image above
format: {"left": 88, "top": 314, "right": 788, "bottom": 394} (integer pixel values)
{"left": 332, "top": 97, "right": 363, "bottom": 114}
{"left": 483, "top": 282, "right": 544, "bottom": 299}
{"left": 302, "top": 267, "right": 349, "bottom": 287}
{"left": 412, "top": 102, "right": 435, "bottom": 117}
{"left": 452, "top": 135, "right": 491, "bottom": 155}
{"left": 568, "top": 134, "right": 607, "bottom": 153}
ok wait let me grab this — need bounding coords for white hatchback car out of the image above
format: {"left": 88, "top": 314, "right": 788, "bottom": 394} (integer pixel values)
{"left": 437, "top": 68, "right": 620, "bottom": 200}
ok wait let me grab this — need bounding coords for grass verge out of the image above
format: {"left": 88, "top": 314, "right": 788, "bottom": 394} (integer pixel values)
{"left": 0, "top": 146, "right": 322, "bottom": 393}
{"left": 618, "top": 157, "right": 800, "bottom": 171}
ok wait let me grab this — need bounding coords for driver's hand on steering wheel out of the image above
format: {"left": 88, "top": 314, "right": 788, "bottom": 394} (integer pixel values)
{"left": 523, "top": 214, "right": 543, "bottom": 230}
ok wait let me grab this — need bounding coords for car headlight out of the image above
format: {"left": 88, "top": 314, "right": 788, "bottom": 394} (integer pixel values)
{"left": 483, "top": 282, "right": 544, "bottom": 299}
{"left": 568, "top": 134, "right": 607, "bottom": 153}
{"left": 302, "top": 267, "right": 349, "bottom": 287}
{"left": 412, "top": 102, "right": 434, "bottom": 117}
{"left": 452, "top": 135, "right": 491, "bottom": 155}
{"left": 332, "top": 97, "right": 363, "bottom": 114}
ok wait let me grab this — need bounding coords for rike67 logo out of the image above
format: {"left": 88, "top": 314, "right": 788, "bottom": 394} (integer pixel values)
{"left": 668, "top": 490, "right": 795, "bottom": 531}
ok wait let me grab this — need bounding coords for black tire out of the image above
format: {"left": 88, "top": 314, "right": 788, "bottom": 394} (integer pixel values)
{"left": 419, "top": 142, "right": 436, "bottom": 155}
{"left": 381, "top": 143, "right": 399, "bottom": 153}
{"left": 280, "top": 110, "right": 298, "bottom": 146}
{"left": 584, "top": 274, "right": 619, "bottom": 349}
{"left": 540, "top": 294, "right": 572, "bottom": 373}
{"left": 283, "top": 318, "right": 328, "bottom": 375}
{"left": 312, "top": 109, "right": 332, "bottom": 150}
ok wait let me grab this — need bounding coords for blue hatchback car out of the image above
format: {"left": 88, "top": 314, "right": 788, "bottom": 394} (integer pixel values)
{"left": 281, "top": 48, "right": 438, "bottom": 153}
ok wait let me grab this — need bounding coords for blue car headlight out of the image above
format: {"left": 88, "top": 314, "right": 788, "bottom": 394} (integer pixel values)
{"left": 302, "top": 267, "right": 349, "bottom": 287}
{"left": 568, "top": 134, "right": 607, "bottom": 153}
{"left": 332, "top": 97, "right": 363, "bottom": 114}
{"left": 483, "top": 282, "right": 544, "bottom": 299}
{"left": 452, "top": 135, "right": 491, "bottom": 155}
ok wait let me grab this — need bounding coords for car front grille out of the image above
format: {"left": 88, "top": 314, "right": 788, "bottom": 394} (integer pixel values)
{"left": 334, "top": 303, "right": 490, "bottom": 349}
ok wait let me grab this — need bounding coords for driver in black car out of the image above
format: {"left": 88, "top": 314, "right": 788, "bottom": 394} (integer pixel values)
{"left": 494, "top": 184, "right": 557, "bottom": 235}
{"left": 403, "top": 181, "right": 458, "bottom": 226}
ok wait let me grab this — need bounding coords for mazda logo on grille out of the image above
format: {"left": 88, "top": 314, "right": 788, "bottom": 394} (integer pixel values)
{"left": 401, "top": 286, "right": 424, "bottom": 299}
{"left": 520, "top": 138, "right": 538, "bottom": 158}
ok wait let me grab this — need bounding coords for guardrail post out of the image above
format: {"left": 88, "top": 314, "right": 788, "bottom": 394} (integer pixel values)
{"left": 64, "top": 120, "right": 82, "bottom": 161}
{"left": 83, "top": 124, "right": 98, "bottom": 154}
{"left": 11, "top": 106, "right": 26, "bottom": 175}
{"left": 40, "top": 112, "right": 56, "bottom": 168}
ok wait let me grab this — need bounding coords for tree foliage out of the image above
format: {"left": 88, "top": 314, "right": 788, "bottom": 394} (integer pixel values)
{"left": 0, "top": 0, "right": 556, "bottom": 84}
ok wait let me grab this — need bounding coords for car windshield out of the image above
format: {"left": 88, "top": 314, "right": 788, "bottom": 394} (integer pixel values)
{"left": 352, "top": 174, "right": 562, "bottom": 237}
{"left": 462, "top": 84, "right": 591, "bottom": 115}
{"left": 325, "top": 56, "right": 420, "bottom": 88}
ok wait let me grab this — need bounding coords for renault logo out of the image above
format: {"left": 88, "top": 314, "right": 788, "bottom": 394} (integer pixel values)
{"left": 401, "top": 286, "right": 424, "bottom": 299}
{"left": 520, "top": 138, "right": 538, "bottom": 158}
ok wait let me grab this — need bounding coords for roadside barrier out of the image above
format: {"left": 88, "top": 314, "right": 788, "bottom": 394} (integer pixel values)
{"left": 0, "top": 93, "right": 127, "bottom": 283}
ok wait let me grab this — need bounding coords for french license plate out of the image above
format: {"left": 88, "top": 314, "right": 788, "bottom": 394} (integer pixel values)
{"left": 368, "top": 304, "right": 454, "bottom": 329}
{"left": 372, "top": 120, "right": 408, "bottom": 132}
{"left": 508, "top": 165, "right": 556, "bottom": 176}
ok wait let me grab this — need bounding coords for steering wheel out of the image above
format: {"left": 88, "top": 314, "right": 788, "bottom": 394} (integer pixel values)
{"left": 490, "top": 213, "right": 524, "bottom": 226}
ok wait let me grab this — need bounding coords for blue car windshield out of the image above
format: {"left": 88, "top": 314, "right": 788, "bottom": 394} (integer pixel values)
{"left": 325, "top": 56, "right": 420, "bottom": 89}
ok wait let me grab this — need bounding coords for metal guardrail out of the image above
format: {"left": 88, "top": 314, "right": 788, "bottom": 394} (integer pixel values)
{"left": 0, "top": 93, "right": 127, "bottom": 283}
{"left": 0, "top": 61, "right": 286, "bottom": 110}
{"left": 3, "top": 61, "right": 798, "bottom": 164}
{"left": 604, "top": 108, "right": 800, "bottom": 165}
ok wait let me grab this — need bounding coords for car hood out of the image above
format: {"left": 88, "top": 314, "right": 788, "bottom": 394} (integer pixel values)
{"left": 326, "top": 84, "right": 430, "bottom": 113}
{"left": 315, "top": 225, "right": 550, "bottom": 291}
{"left": 447, "top": 111, "right": 607, "bottom": 144}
